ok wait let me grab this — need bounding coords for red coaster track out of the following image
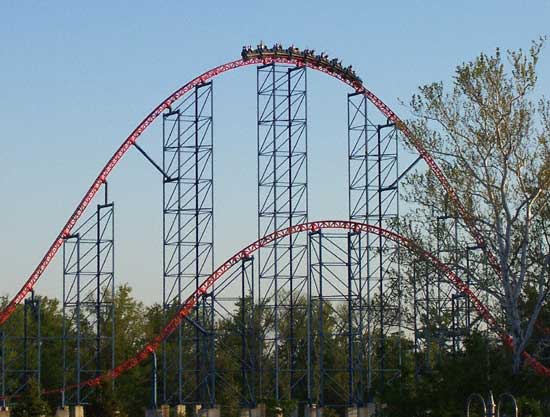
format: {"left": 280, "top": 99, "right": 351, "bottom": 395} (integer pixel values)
{"left": 33, "top": 220, "right": 546, "bottom": 399}
{"left": 1, "top": 51, "right": 546, "bottom": 399}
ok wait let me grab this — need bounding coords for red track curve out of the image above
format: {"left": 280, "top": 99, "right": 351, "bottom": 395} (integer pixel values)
{"left": 1, "top": 52, "right": 544, "bottom": 396}
{"left": 26, "top": 220, "right": 544, "bottom": 400}
{"left": 0, "top": 53, "right": 501, "bottom": 327}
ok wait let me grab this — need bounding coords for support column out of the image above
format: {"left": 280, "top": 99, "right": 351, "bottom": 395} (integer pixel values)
{"left": 55, "top": 407, "right": 69, "bottom": 417}
{"left": 62, "top": 183, "right": 115, "bottom": 405}
{"left": 239, "top": 404, "right": 265, "bottom": 417}
{"left": 197, "top": 405, "right": 220, "bottom": 417}
{"left": 72, "top": 405, "right": 85, "bottom": 417}
{"left": 304, "top": 404, "right": 323, "bottom": 417}
{"left": 348, "top": 90, "right": 401, "bottom": 396}
{"left": 369, "top": 122, "right": 401, "bottom": 392}
{"left": 240, "top": 257, "right": 256, "bottom": 409}
{"left": 174, "top": 404, "right": 186, "bottom": 416}
{"left": 436, "top": 210, "right": 471, "bottom": 353}
{"left": 0, "top": 290, "right": 42, "bottom": 401}
{"left": 307, "top": 229, "right": 364, "bottom": 407}
{"left": 345, "top": 404, "right": 375, "bottom": 417}
{"left": 308, "top": 231, "right": 325, "bottom": 407}
{"left": 162, "top": 82, "right": 214, "bottom": 407}
{"left": 257, "top": 63, "right": 308, "bottom": 401}
{"left": 347, "top": 231, "right": 366, "bottom": 406}
{"left": 414, "top": 205, "right": 475, "bottom": 375}
{"left": 347, "top": 92, "right": 372, "bottom": 403}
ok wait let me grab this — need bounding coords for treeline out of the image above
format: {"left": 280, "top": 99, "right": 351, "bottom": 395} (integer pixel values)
{"left": 1, "top": 286, "right": 549, "bottom": 416}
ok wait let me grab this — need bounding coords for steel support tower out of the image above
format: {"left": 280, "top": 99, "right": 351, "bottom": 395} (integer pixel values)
{"left": 307, "top": 229, "right": 365, "bottom": 408}
{"left": 23, "top": 294, "right": 41, "bottom": 389}
{"left": 412, "top": 257, "right": 440, "bottom": 375}
{"left": 62, "top": 184, "right": 115, "bottom": 405}
{"left": 239, "top": 257, "right": 257, "bottom": 408}
{"left": 211, "top": 255, "right": 257, "bottom": 409}
{"left": 346, "top": 92, "right": 371, "bottom": 406}
{"left": 413, "top": 206, "right": 475, "bottom": 375}
{"left": 0, "top": 291, "right": 41, "bottom": 403}
{"left": 257, "top": 63, "right": 308, "bottom": 403}
{"left": 347, "top": 92, "right": 402, "bottom": 396}
{"left": 436, "top": 213, "right": 472, "bottom": 352}
{"left": 161, "top": 82, "right": 215, "bottom": 407}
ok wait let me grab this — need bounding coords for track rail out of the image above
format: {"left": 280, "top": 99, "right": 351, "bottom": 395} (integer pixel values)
{"left": 0, "top": 51, "right": 545, "bottom": 396}
{"left": 0, "top": 53, "right": 500, "bottom": 327}
{"left": 25, "top": 221, "right": 543, "bottom": 399}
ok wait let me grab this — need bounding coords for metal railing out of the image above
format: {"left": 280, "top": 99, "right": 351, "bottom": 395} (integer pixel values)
{"left": 466, "top": 391, "right": 518, "bottom": 417}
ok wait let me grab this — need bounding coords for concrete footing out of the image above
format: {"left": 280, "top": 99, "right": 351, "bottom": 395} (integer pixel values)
{"left": 304, "top": 404, "right": 323, "bottom": 417}
{"left": 160, "top": 404, "right": 170, "bottom": 417}
{"left": 55, "top": 407, "right": 70, "bottom": 417}
{"left": 174, "top": 404, "right": 186, "bottom": 416}
{"left": 145, "top": 409, "right": 162, "bottom": 417}
{"left": 274, "top": 407, "right": 283, "bottom": 417}
{"left": 0, "top": 407, "right": 10, "bottom": 417}
{"left": 71, "top": 405, "right": 85, "bottom": 417}
{"left": 239, "top": 405, "right": 266, "bottom": 417}
{"left": 345, "top": 404, "right": 376, "bottom": 417}
{"left": 197, "top": 406, "right": 220, "bottom": 417}
{"left": 366, "top": 403, "right": 376, "bottom": 417}
{"left": 346, "top": 404, "right": 374, "bottom": 417}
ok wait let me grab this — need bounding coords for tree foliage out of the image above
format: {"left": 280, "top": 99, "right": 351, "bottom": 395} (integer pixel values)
{"left": 2, "top": 283, "right": 549, "bottom": 416}
{"left": 11, "top": 378, "right": 50, "bottom": 417}
{"left": 86, "top": 380, "right": 127, "bottom": 417}
{"left": 403, "top": 37, "right": 550, "bottom": 374}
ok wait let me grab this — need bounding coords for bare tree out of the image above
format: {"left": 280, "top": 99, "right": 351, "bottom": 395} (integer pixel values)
{"left": 404, "top": 38, "right": 550, "bottom": 373}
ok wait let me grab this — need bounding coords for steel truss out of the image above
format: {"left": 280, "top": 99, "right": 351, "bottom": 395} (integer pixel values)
{"left": 257, "top": 63, "right": 308, "bottom": 404}
{"left": 413, "top": 203, "right": 481, "bottom": 374}
{"left": 161, "top": 82, "right": 215, "bottom": 407}
{"left": 62, "top": 184, "right": 115, "bottom": 405}
{"left": 347, "top": 92, "right": 402, "bottom": 395}
{"left": 3, "top": 49, "right": 550, "bottom": 414}
{"left": 211, "top": 256, "right": 258, "bottom": 410}
{"left": 0, "top": 292, "right": 41, "bottom": 404}
{"left": 307, "top": 230, "right": 365, "bottom": 408}
{"left": 239, "top": 257, "right": 257, "bottom": 408}
{"left": 436, "top": 212, "right": 470, "bottom": 352}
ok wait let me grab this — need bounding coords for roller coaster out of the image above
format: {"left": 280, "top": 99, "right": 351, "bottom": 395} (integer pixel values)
{"left": 0, "top": 43, "right": 548, "bottom": 416}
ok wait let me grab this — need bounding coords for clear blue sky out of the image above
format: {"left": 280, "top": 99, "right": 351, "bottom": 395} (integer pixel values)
{"left": 1, "top": 1, "right": 549, "bottom": 304}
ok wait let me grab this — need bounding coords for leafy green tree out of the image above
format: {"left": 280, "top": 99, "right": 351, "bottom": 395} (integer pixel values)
{"left": 38, "top": 296, "right": 65, "bottom": 408}
{"left": 110, "top": 285, "right": 150, "bottom": 417}
{"left": 86, "top": 380, "right": 127, "bottom": 417}
{"left": 11, "top": 378, "right": 50, "bottom": 417}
